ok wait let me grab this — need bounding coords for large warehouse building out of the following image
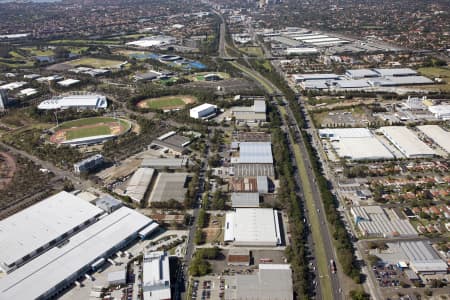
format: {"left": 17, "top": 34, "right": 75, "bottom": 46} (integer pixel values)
{"left": 225, "top": 264, "right": 293, "bottom": 300}
{"left": 38, "top": 94, "right": 108, "bottom": 110}
{"left": 189, "top": 103, "right": 217, "bottom": 119}
{"left": 224, "top": 208, "right": 282, "bottom": 246}
{"left": 0, "top": 192, "right": 158, "bottom": 300}
{"left": 125, "top": 168, "right": 156, "bottom": 203}
{"left": 231, "top": 142, "right": 275, "bottom": 177}
{"left": 142, "top": 251, "right": 171, "bottom": 300}
{"left": 350, "top": 206, "right": 417, "bottom": 238}
{"left": 375, "top": 241, "right": 448, "bottom": 275}
{"left": 379, "top": 126, "right": 436, "bottom": 158}
{"left": 417, "top": 125, "right": 450, "bottom": 154}
{"left": 319, "top": 128, "right": 394, "bottom": 160}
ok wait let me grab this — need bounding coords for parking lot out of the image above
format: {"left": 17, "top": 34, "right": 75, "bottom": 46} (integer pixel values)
{"left": 191, "top": 276, "right": 225, "bottom": 300}
{"left": 373, "top": 264, "right": 408, "bottom": 288}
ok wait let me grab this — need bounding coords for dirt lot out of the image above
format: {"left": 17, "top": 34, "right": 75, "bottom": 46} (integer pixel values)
{"left": 0, "top": 152, "right": 16, "bottom": 190}
{"left": 203, "top": 214, "right": 225, "bottom": 244}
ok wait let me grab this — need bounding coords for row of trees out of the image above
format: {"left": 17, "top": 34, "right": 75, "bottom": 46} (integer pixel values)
{"left": 269, "top": 107, "right": 311, "bottom": 299}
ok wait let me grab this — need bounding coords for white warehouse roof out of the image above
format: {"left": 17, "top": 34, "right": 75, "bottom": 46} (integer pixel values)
{"left": 233, "top": 142, "right": 273, "bottom": 164}
{"left": 319, "top": 128, "right": 394, "bottom": 160}
{"left": 190, "top": 103, "right": 217, "bottom": 114}
{"left": 0, "top": 191, "right": 103, "bottom": 270}
{"left": 38, "top": 94, "right": 107, "bottom": 110}
{"left": 373, "top": 68, "right": 417, "bottom": 77}
{"left": 417, "top": 125, "right": 450, "bottom": 153}
{"left": 380, "top": 126, "right": 436, "bottom": 158}
{"left": 0, "top": 206, "right": 154, "bottom": 300}
{"left": 143, "top": 251, "right": 171, "bottom": 300}
{"left": 345, "top": 69, "right": 379, "bottom": 78}
{"left": 224, "top": 208, "right": 281, "bottom": 246}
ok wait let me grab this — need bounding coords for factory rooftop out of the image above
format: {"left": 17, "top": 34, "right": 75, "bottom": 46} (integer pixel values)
{"left": 148, "top": 172, "right": 190, "bottom": 203}
{"left": 373, "top": 68, "right": 417, "bottom": 77}
{"left": 38, "top": 94, "right": 108, "bottom": 110}
{"left": 125, "top": 168, "right": 155, "bottom": 203}
{"left": 376, "top": 241, "right": 448, "bottom": 274}
{"left": 0, "top": 206, "right": 155, "bottom": 300}
{"left": 417, "top": 125, "right": 450, "bottom": 153}
{"left": 0, "top": 191, "right": 103, "bottom": 271}
{"left": 351, "top": 206, "right": 417, "bottom": 238}
{"left": 143, "top": 251, "right": 171, "bottom": 300}
{"left": 319, "top": 128, "right": 394, "bottom": 160}
{"left": 380, "top": 126, "right": 436, "bottom": 158}
{"left": 224, "top": 208, "right": 282, "bottom": 247}
{"left": 228, "top": 264, "right": 293, "bottom": 300}
{"left": 231, "top": 193, "right": 260, "bottom": 208}
{"left": 231, "top": 142, "right": 273, "bottom": 164}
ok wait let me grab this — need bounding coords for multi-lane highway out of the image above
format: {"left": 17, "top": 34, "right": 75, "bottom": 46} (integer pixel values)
{"left": 212, "top": 11, "right": 344, "bottom": 299}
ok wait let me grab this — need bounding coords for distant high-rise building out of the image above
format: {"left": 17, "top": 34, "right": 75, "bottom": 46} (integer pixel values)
{"left": 0, "top": 89, "right": 9, "bottom": 111}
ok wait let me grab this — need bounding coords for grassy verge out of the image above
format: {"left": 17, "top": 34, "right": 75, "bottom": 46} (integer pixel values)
{"left": 229, "top": 61, "right": 275, "bottom": 93}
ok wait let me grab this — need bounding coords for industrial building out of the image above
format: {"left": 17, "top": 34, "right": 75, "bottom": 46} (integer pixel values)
{"left": 285, "top": 47, "right": 318, "bottom": 55}
{"left": 57, "top": 79, "right": 80, "bottom": 87}
{"left": 127, "top": 35, "right": 176, "bottom": 48}
{"left": 380, "top": 126, "right": 436, "bottom": 158}
{"left": 292, "top": 73, "right": 340, "bottom": 83}
{"left": 142, "top": 251, "right": 171, "bottom": 300}
{"left": 225, "top": 264, "right": 293, "bottom": 300}
{"left": 227, "top": 248, "right": 251, "bottom": 266}
{"left": 149, "top": 131, "right": 191, "bottom": 155}
{"left": 350, "top": 206, "right": 417, "bottom": 238}
{"left": 96, "top": 195, "right": 123, "bottom": 213}
{"left": 373, "top": 68, "right": 418, "bottom": 77}
{"left": 345, "top": 69, "right": 379, "bottom": 79}
{"left": 428, "top": 104, "right": 450, "bottom": 120}
{"left": 374, "top": 241, "right": 448, "bottom": 275}
{"left": 230, "top": 100, "right": 267, "bottom": 123}
{"left": 417, "top": 125, "right": 450, "bottom": 153}
{"left": 189, "top": 103, "right": 217, "bottom": 119}
{"left": 141, "top": 157, "right": 189, "bottom": 169}
{"left": 224, "top": 208, "right": 282, "bottom": 246}
{"left": 319, "top": 128, "right": 394, "bottom": 160}
{"left": 148, "top": 172, "right": 190, "bottom": 204}
{"left": 0, "top": 192, "right": 158, "bottom": 299}
{"left": 73, "top": 154, "right": 104, "bottom": 174}
{"left": 38, "top": 94, "right": 108, "bottom": 110}
{"left": 231, "top": 142, "right": 275, "bottom": 177}
{"left": 368, "top": 76, "right": 433, "bottom": 86}
{"left": 125, "top": 168, "right": 155, "bottom": 203}
{"left": 0, "top": 89, "right": 11, "bottom": 111}
{"left": 231, "top": 193, "right": 260, "bottom": 208}
{"left": 230, "top": 176, "right": 269, "bottom": 193}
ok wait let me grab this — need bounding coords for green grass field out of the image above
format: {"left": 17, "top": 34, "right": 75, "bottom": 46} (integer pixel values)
{"left": 57, "top": 117, "right": 121, "bottom": 129}
{"left": 417, "top": 67, "right": 450, "bottom": 92}
{"left": 55, "top": 117, "right": 131, "bottom": 141}
{"left": 138, "top": 95, "right": 196, "bottom": 109}
{"left": 146, "top": 98, "right": 184, "bottom": 109}
{"left": 240, "top": 46, "right": 264, "bottom": 57}
{"left": 66, "top": 125, "right": 112, "bottom": 140}
{"left": 67, "top": 57, "right": 125, "bottom": 69}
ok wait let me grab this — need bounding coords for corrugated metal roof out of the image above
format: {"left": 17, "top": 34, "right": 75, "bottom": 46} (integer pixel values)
{"left": 231, "top": 193, "right": 260, "bottom": 208}
{"left": 237, "top": 142, "right": 273, "bottom": 164}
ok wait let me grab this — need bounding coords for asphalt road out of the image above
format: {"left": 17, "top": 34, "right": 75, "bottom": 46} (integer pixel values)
{"left": 281, "top": 101, "right": 343, "bottom": 300}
